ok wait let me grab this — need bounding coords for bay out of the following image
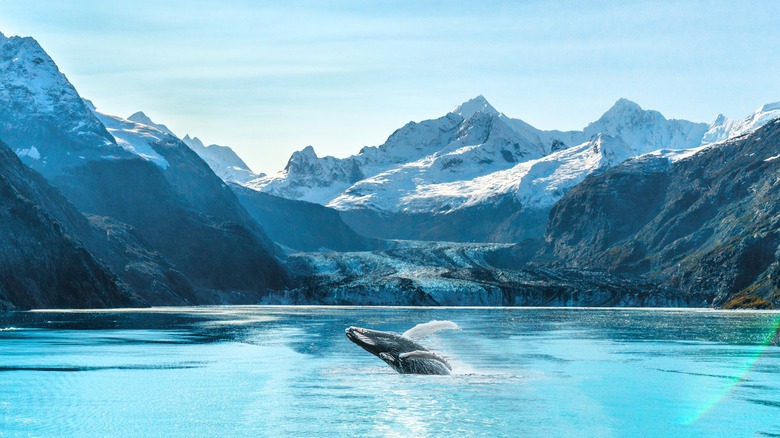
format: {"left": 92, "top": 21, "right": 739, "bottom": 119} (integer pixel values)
{"left": 1, "top": 307, "right": 779, "bottom": 437}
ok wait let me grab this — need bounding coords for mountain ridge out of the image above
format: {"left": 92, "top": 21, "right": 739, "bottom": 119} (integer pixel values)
{"left": 0, "top": 32, "right": 288, "bottom": 306}
{"left": 545, "top": 118, "right": 780, "bottom": 307}
{"left": 244, "top": 95, "right": 779, "bottom": 243}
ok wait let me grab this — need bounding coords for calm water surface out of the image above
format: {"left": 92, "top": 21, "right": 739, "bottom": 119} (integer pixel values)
{"left": 1, "top": 307, "right": 779, "bottom": 437}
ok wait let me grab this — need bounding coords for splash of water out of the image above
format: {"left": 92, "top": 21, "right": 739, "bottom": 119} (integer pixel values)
{"left": 402, "top": 320, "right": 461, "bottom": 340}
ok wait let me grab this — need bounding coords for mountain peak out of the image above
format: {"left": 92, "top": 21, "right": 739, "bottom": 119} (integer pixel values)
{"left": 452, "top": 95, "right": 499, "bottom": 119}
{"left": 300, "top": 145, "right": 317, "bottom": 157}
{"left": 592, "top": 98, "right": 656, "bottom": 127}
{"left": 181, "top": 134, "right": 205, "bottom": 150}
{"left": 609, "top": 98, "right": 643, "bottom": 113}
{"left": 128, "top": 111, "right": 175, "bottom": 136}
{"left": 128, "top": 110, "right": 148, "bottom": 119}
{"left": 0, "top": 31, "right": 6, "bottom": 41}
{"left": 0, "top": 32, "right": 120, "bottom": 165}
{"left": 759, "top": 101, "right": 780, "bottom": 113}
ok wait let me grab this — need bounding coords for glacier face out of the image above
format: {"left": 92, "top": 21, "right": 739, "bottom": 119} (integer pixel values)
{"left": 276, "top": 240, "right": 702, "bottom": 307}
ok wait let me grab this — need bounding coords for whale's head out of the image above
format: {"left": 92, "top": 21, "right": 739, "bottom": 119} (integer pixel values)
{"left": 345, "top": 326, "right": 410, "bottom": 358}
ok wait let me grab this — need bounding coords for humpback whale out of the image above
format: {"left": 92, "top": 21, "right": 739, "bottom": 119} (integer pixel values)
{"left": 345, "top": 321, "right": 459, "bottom": 375}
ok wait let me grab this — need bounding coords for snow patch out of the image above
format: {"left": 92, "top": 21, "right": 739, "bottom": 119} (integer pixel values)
{"left": 15, "top": 146, "right": 40, "bottom": 160}
{"left": 91, "top": 109, "right": 170, "bottom": 169}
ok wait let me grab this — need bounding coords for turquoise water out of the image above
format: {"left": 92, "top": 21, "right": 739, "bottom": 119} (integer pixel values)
{"left": 1, "top": 307, "right": 779, "bottom": 437}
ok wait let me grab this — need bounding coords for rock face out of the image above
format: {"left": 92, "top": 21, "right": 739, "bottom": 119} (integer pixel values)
{"left": 231, "top": 184, "right": 377, "bottom": 252}
{"left": 546, "top": 119, "right": 780, "bottom": 308}
{"left": 0, "top": 33, "right": 287, "bottom": 305}
{"left": 0, "top": 140, "right": 136, "bottom": 310}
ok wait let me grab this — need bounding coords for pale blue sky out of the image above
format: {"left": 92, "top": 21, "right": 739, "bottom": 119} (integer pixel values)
{"left": 1, "top": 0, "right": 778, "bottom": 173}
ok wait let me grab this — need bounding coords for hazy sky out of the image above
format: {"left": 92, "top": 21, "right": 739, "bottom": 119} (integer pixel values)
{"left": 1, "top": 0, "right": 778, "bottom": 173}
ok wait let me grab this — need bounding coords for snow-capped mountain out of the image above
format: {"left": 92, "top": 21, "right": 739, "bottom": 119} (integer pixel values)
{"left": 127, "top": 111, "right": 176, "bottom": 136}
{"left": 89, "top": 104, "right": 171, "bottom": 169}
{"left": 248, "top": 97, "right": 548, "bottom": 205}
{"left": 0, "top": 32, "right": 127, "bottom": 173}
{"left": 701, "top": 102, "right": 780, "bottom": 145}
{"left": 581, "top": 98, "right": 708, "bottom": 154}
{"left": 0, "top": 31, "right": 286, "bottom": 302}
{"left": 244, "top": 94, "right": 780, "bottom": 243}
{"left": 180, "top": 134, "right": 262, "bottom": 184}
{"left": 120, "top": 110, "right": 263, "bottom": 184}
{"left": 247, "top": 97, "right": 708, "bottom": 215}
{"left": 547, "top": 118, "right": 780, "bottom": 308}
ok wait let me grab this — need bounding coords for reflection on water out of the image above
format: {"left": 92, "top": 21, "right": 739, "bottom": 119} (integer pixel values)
{"left": 1, "top": 307, "right": 779, "bottom": 436}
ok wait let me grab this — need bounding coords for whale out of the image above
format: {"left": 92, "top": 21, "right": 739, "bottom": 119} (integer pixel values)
{"left": 345, "top": 321, "right": 459, "bottom": 375}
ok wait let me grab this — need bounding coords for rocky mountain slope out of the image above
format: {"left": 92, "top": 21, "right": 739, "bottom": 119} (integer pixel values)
{"left": 180, "top": 134, "right": 262, "bottom": 184}
{"left": 546, "top": 119, "right": 780, "bottom": 308}
{"left": 98, "top": 108, "right": 374, "bottom": 255}
{"left": 0, "top": 139, "right": 137, "bottom": 310}
{"left": 231, "top": 183, "right": 377, "bottom": 252}
{"left": 124, "top": 111, "right": 262, "bottom": 184}
{"left": 0, "top": 32, "right": 287, "bottom": 305}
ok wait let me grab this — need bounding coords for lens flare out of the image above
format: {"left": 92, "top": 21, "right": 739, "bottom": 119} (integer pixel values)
{"left": 681, "top": 313, "right": 780, "bottom": 425}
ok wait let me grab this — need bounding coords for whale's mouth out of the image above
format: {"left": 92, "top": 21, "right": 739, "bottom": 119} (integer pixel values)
{"left": 345, "top": 327, "right": 376, "bottom": 347}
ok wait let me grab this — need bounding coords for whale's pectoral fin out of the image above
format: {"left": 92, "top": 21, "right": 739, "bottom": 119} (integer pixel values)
{"left": 379, "top": 352, "right": 394, "bottom": 362}
{"left": 402, "top": 320, "right": 460, "bottom": 340}
{"left": 399, "top": 350, "right": 452, "bottom": 370}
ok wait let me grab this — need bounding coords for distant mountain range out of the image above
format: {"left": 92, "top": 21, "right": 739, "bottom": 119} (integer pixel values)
{"left": 247, "top": 94, "right": 780, "bottom": 243}
{"left": 1, "top": 29, "right": 778, "bottom": 309}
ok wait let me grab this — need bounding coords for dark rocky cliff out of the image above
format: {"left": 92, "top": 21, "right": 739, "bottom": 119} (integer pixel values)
{"left": 546, "top": 119, "right": 780, "bottom": 308}
{"left": 0, "top": 140, "right": 136, "bottom": 309}
{"left": 231, "top": 184, "right": 377, "bottom": 252}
